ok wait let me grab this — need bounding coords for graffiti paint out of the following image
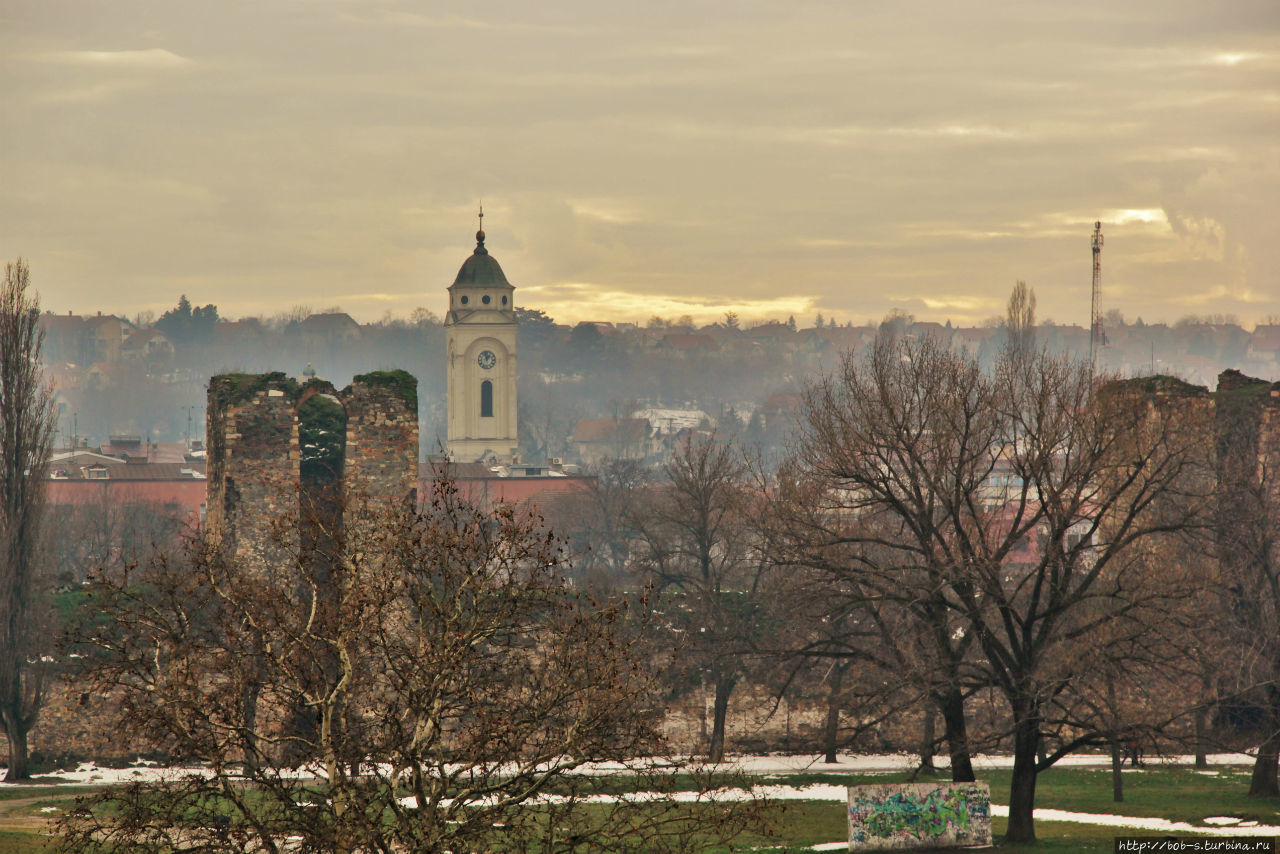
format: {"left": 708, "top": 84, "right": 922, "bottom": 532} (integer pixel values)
{"left": 847, "top": 782, "right": 991, "bottom": 851}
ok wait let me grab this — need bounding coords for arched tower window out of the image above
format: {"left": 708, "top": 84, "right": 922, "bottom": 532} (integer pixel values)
{"left": 480, "top": 380, "right": 493, "bottom": 418}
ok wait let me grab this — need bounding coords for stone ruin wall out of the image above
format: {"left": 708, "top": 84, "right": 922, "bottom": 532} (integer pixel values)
{"left": 206, "top": 375, "right": 301, "bottom": 560}
{"left": 204, "top": 371, "right": 419, "bottom": 558}
{"left": 342, "top": 375, "right": 419, "bottom": 507}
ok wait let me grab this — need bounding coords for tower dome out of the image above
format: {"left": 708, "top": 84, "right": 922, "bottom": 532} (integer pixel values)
{"left": 452, "top": 230, "right": 511, "bottom": 287}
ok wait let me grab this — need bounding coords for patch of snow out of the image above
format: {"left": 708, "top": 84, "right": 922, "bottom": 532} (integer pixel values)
{"left": 987, "top": 805, "right": 1280, "bottom": 837}
{"left": 396, "top": 783, "right": 847, "bottom": 810}
{"left": 39, "top": 806, "right": 59, "bottom": 813}
{"left": 1204, "top": 816, "right": 1242, "bottom": 825}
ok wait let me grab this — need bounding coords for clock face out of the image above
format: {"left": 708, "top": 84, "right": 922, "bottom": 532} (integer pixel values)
{"left": 477, "top": 350, "right": 497, "bottom": 370}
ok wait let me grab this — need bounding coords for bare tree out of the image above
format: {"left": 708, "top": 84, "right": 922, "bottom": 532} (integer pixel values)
{"left": 630, "top": 433, "right": 766, "bottom": 763}
{"left": 41, "top": 495, "right": 187, "bottom": 587}
{"left": 1213, "top": 370, "right": 1280, "bottom": 798}
{"left": 59, "top": 478, "right": 765, "bottom": 851}
{"left": 958, "top": 359, "right": 1210, "bottom": 841}
{"left": 548, "top": 456, "right": 650, "bottom": 589}
{"left": 794, "top": 334, "right": 991, "bottom": 782}
{"left": 0, "top": 259, "right": 57, "bottom": 782}
{"left": 792, "top": 333, "right": 1211, "bottom": 842}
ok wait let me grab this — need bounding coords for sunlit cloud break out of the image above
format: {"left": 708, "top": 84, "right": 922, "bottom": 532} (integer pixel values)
{"left": 522, "top": 283, "right": 815, "bottom": 326}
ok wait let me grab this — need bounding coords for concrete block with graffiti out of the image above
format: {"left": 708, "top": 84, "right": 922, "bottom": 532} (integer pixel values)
{"left": 847, "top": 781, "right": 991, "bottom": 850}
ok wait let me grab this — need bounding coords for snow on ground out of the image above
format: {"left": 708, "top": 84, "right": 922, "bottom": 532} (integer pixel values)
{"left": 985, "top": 804, "right": 1280, "bottom": 837}
{"left": 12, "top": 756, "right": 1280, "bottom": 851}
{"left": 690, "top": 751, "right": 1259, "bottom": 776}
{"left": 7, "top": 751, "right": 1262, "bottom": 789}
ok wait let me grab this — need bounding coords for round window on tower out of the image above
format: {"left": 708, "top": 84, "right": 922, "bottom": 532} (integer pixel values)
{"left": 460, "top": 295, "right": 469, "bottom": 305}
{"left": 482, "top": 295, "right": 491, "bottom": 305}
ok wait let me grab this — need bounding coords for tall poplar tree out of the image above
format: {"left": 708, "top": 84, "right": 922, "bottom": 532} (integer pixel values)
{"left": 0, "top": 259, "right": 56, "bottom": 781}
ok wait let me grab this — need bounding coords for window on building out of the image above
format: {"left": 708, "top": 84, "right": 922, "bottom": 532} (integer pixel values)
{"left": 481, "top": 380, "right": 493, "bottom": 417}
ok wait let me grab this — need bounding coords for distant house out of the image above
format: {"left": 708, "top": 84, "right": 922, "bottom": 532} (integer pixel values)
{"left": 760, "top": 392, "right": 802, "bottom": 431}
{"left": 84, "top": 314, "right": 136, "bottom": 364}
{"left": 571, "top": 417, "right": 656, "bottom": 466}
{"left": 122, "top": 328, "right": 174, "bottom": 362}
{"left": 745, "top": 321, "right": 798, "bottom": 345}
{"left": 300, "top": 313, "right": 362, "bottom": 346}
{"left": 575, "top": 321, "right": 621, "bottom": 336}
{"left": 423, "top": 459, "right": 591, "bottom": 509}
{"left": 212, "top": 318, "right": 268, "bottom": 348}
{"left": 659, "top": 333, "right": 720, "bottom": 355}
{"left": 906, "top": 321, "right": 949, "bottom": 343}
{"left": 634, "top": 408, "right": 710, "bottom": 436}
{"left": 42, "top": 449, "right": 207, "bottom": 520}
{"left": 1247, "top": 325, "right": 1280, "bottom": 365}
{"left": 951, "top": 327, "right": 997, "bottom": 358}
{"left": 38, "top": 311, "right": 135, "bottom": 365}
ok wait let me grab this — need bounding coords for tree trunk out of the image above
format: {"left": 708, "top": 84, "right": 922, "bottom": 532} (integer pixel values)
{"left": 241, "top": 682, "right": 261, "bottom": 771}
{"left": 1110, "top": 740, "right": 1123, "bottom": 802}
{"left": 2, "top": 711, "right": 29, "bottom": 782}
{"left": 1194, "top": 704, "right": 1209, "bottom": 770}
{"left": 1249, "top": 734, "right": 1279, "bottom": 798}
{"left": 938, "top": 688, "right": 975, "bottom": 782}
{"left": 822, "top": 662, "right": 847, "bottom": 763}
{"left": 708, "top": 673, "right": 736, "bottom": 763}
{"left": 1005, "top": 709, "right": 1041, "bottom": 843}
{"left": 1249, "top": 702, "right": 1280, "bottom": 798}
{"left": 1194, "top": 673, "right": 1212, "bottom": 770}
{"left": 919, "top": 708, "right": 937, "bottom": 775}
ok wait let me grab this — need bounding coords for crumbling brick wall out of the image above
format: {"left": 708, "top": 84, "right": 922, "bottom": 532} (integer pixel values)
{"left": 342, "top": 370, "right": 419, "bottom": 507}
{"left": 206, "top": 373, "right": 301, "bottom": 561}
{"left": 206, "top": 370, "right": 419, "bottom": 558}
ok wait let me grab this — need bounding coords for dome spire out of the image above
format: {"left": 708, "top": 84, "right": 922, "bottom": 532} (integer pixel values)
{"left": 474, "top": 202, "right": 487, "bottom": 255}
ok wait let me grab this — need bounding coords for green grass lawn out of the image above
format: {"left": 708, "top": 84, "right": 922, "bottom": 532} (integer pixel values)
{"left": 0, "top": 829, "right": 48, "bottom": 853}
{"left": 6, "top": 762, "right": 1278, "bottom": 851}
{"left": 737, "top": 763, "right": 1280, "bottom": 850}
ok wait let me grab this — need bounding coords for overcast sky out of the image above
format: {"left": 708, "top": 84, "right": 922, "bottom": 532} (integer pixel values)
{"left": 2, "top": 0, "right": 1277, "bottom": 328}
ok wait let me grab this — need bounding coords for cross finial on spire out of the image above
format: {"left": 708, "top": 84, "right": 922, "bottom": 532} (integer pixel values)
{"left": 478, "top": 202, "right": 484, "bottom": 231}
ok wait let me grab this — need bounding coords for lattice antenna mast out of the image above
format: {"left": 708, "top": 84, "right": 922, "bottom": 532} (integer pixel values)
{"left": 1089, "top": 220, "right": 1105, "bottom": 368}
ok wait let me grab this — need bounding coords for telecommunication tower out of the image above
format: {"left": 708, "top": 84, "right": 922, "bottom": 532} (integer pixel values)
{"left": 1089, "top": 221, "right": 1105, "bottom": 368}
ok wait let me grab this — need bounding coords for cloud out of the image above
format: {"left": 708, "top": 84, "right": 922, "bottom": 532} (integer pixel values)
{"left": 917, "top": 295, "right": 1000, "bottom": 312}
{"left": 1211, "top": 51, "right": 1264, "bottom": 66}
{"left": 566, "top": 199, "right": 644, "bottom": 225}
{"left": 379, "top": 11, "right": 494, "bottom": 30}
{"left": 33, "top": 79, "right": 149, "bottom": 104}
{"left": 1173, "top": 284, "right": 1268, "bottom": 307}
{"left": 1168, "top": 213, "right": 1227, "bottom": 262}
{"left": 35, "top": 48, "right": 193, "bottom": 69}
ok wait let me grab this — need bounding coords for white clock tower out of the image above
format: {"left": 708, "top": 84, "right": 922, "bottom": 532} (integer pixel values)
{"left": 445, "top": 212, "right": 519, "bottom": 462}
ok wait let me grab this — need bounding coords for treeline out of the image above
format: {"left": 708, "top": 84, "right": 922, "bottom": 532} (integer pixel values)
{"left": 538, "top": 329, "right": 1280, "bottom": 844}
{"left": 23, "top": 328, "right": 1280, "bottom": 845}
